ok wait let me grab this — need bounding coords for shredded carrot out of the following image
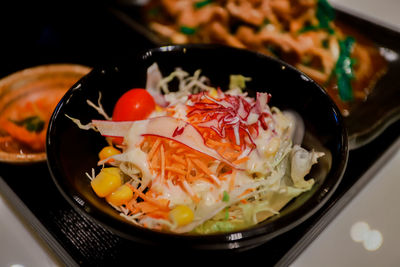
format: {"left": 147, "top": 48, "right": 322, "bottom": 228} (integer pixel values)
{"left": 165, "top": 166, "right": 187, "bottom": 176}
{"left": 191, "top": 158, "right": 221, "bottom": 185}
{"left": 126, "top": 183, "right": 170, "bottom": 211}
{"left": 206, "top": 139, "right": 232, "bottom": 147}
{"left": 171, "top": 154, "right": 186, "bottom": 165}
{"left": 146, "top": 210, "right": 169, "bottom": 220}
{"left": 229, "top": 169, "right": 237, "bottom": 191}
{"left": 160, "top": 144, "right": 166, "bottom": 181}
{"left": 148, "top": 138, "right": 161, "bottom": 161}
{"left": 232, "top": 156, "right": 250, "bottom": 165}
{"left": 239, "top": 188, "right": 254, "bottom": 199}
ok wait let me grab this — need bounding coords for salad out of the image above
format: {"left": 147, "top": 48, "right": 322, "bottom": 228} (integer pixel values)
{"left": 69, "top": 63, "right": 324, "bottom": 234}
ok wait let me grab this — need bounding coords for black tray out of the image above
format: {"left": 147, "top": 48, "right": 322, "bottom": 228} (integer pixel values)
{"left": 1, "top": 120, "right": 399, "bottom": 266}
{"left": 107, "top": 2, "right": 400, "bottom": 150}
{"left": 1, "top": 2, "right": 400, "bottom": 266}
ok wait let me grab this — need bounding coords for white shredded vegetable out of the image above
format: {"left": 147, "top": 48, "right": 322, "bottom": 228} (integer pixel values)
{"left": 72, "top": 63, "right": 324, "bottom": 234}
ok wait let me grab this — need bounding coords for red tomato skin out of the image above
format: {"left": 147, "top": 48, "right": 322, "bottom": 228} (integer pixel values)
{"left": 111, "top": 89, "right": 155, "bottom": 145}
{"left": 112, "top": 88, "right": 155, "bottom": 122}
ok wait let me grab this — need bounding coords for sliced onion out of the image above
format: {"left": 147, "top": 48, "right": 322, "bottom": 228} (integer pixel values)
{"left": 255, "top": 92, "right": 271, "bottom": 113}
{"left": 92, "top": 120, "right": 135, "bottom": 137}
{"left": 143, "top": 117, "right": 236, "bottom": 167}
{"left": 92, "top": 117, "right": 237, "bottom": 168}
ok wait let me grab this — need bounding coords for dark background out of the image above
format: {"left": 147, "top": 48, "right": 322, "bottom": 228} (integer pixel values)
{"left": 0, "top": 0, "right": 155, "bottom": 77}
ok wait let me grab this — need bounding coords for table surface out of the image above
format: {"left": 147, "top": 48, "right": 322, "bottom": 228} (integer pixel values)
{"left": 1, "top": 1, "right": 399, "bottom": 266}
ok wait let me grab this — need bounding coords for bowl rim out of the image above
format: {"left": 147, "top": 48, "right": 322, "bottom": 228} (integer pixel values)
{"left": 46, "top": 44, "right": 349, "bottom": 249}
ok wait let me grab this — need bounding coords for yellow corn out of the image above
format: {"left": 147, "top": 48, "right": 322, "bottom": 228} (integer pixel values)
{"left": 209, "top": 88, "right": 218, "bottom": 98}
{"left": 155, "top": 104, "right": 164, "bottom": 112}
{"left": 98, "top": 146, "right": 120, "bottom": 162}
{"left": 106, "top": 184, "right": 133, "bottom": 206}
{"left": 169, "top": 205, "right": 194, "bottom": 227}
{"left": 91, "top": 167, "right": 123, "bottom": 197}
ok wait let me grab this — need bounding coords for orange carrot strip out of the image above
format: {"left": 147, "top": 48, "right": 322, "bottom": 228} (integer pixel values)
{"left": 160, "top": 144, "right": 166, "bottom": 181}
{"left": 137, "top": 138, "right": 146, "bottom": 148}
{"left": 126, "top": 184, "right": 169, "bottom": 211}
{"left": 171, "top": 154, "right": 186, "bottom": 165}
{"left": 147, "top": 210, "right": 169, "bottom": 220}
{"left": 229, "top": 169, "right": 237, "bottom": 191}
{"left": 148, "top": 138, "right": 161, "bottom": 161}
{"left": 176, "top": 148, "right": 187, "bottom": 154}
{"left": 136, "top": 202, "right": 159, "bottom": 213}
{"left": 232, "top": 156, "right": 250, "bottom": 165}
{"left": 238, "top": 188, "right": 254, "bottom": 198}
{"left": 206, "top": 139, "right": 227, "bottom": 147}
{"left": 191, "top": 158, "right": 212, "bottom": 175}
{"left": 185, "top": 153, "right": 204, "bottom": 158}
{"left": 224, "top": 151, "right": 241, "bottom": 158}
{"left": 191, "top": 158, "right": 221, "bottom": 185}
{"left": 126, "top": 199, "right": 139, "bottom": 213}
{"left": 165, "top": 166, "right": 187, "bottom": 176}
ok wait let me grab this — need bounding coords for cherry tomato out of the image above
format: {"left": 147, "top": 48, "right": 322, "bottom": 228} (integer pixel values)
{"left": 111, "top": 89, "right": 155, "bottom": 145}
{"left": 112, "top": 88, "right": 155, "bottom": 121}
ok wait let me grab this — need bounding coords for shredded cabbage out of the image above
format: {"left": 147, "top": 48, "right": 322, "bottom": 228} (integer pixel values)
{"left": 76, "top": 63, "right": 324, "bottom": 234}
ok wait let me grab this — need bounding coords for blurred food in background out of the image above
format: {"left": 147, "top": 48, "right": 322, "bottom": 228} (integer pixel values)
{"left": 0, "top": 64, "right": 90, "bottom": 163}
{"left": 143, "top": 0, "right": 387, "bottom": 115}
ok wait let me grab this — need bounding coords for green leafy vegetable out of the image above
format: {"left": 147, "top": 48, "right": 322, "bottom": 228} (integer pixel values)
{"left": 335, "top": 36, "right": 356, "bottom": 101}
{"left": 229, "top": 74, "right": 252, "bottom": 90}
{"left": 299, "top": 0, "right": 335, "bottom": 34}
{"left": 10, "top": 115, "right": 45, "bottom": 133}
{"left": 193, "top": 220, "right": 236, "bottom": 234}
{"left": 224, "top": 208, "right": 229, "bottom": 220}
{"left": 222, "top": 191, "right": 230, "bottom": 202}
{"left": 194, "top": 0, "right": 212, "bottom": 9}
{"left": 180, "top": 26, "right": 196, "bottom": 35}
{"left": 316, "top": 0, "right": 335, "bottom": 31}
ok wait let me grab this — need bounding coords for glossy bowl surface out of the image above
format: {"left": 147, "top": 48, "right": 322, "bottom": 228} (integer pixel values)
{"left": 47, "top": 45, "right": 348, "bottom": 250}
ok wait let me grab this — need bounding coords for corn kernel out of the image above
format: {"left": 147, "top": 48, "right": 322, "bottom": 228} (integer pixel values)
{"left": 169, "top": 205, "right": 194, "bottom": 227}
{"left": 99, "top": 146, "right": 120, "bottom": 162}
{"left": 91, "top": 167, "right": 123, "bottom": 197}
{"left": 155, "top": 104, "right": 164, "bottom": 112}
{"left": 106, "top": 184, "right": 133, "bottom": 206}
{"left": 209, "top": 88, "right": 218, "bottom": 98}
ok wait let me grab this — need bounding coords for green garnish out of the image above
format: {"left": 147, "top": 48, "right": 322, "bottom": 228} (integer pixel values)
{"left": 10, "top": 115, "right": 45, "bottom": 133}
{"left": 194, "top": 0, "right": 212, "bottom": 9}
{"left": 229, "top": 75, "right": 252, "bottom": 90}
{"left": 224, "top": 208, "right": 229, "bottom": 221}
{"left": 222, "top": 190, "right": 230, "bottom": 202}
{"left": 335, "top": 36, "right": 356, "bottom": 101}
{"left": 298, "top": 0, "right": 335, "bottom": 34}
{"left": 257, "top": 18, "right": 270, "bottom": 32}
{"left": 180, "top": 25, "right": 196, "bottom": 35}
{"left": 316, "top": 0, "right": 335, "bottom": 31}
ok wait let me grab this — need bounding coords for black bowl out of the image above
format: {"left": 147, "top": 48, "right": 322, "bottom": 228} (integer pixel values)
{"left": 47, "top": 44, "right": 348, "bottom": 251}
